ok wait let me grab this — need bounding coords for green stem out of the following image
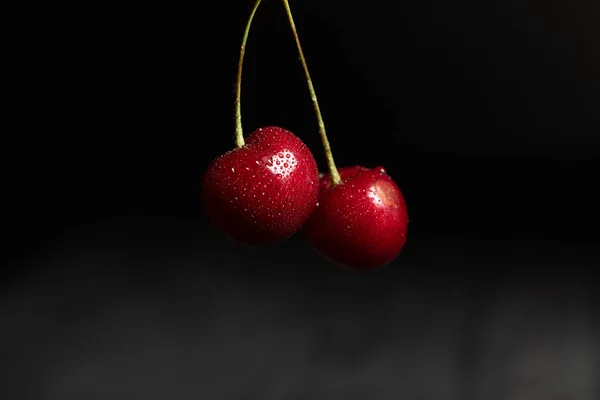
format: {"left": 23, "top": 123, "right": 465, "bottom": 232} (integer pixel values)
{"left": 282, "top": 0, "right": 341, "bottom": 185}
{"left": 234, "top": 0, "right": 263, "bottom": 148}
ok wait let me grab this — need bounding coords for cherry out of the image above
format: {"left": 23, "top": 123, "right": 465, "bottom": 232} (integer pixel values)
{"left": 303, "top": 166, "right": 408, "bottom": 270}
{"left": 282, "top": 0, "right": 410, "bottom": 270}
{"left": 201, "top": 0, "right": 319, "bottom": 245}
{"left": 202, "top": 126, "right": 319, "bottom": 245}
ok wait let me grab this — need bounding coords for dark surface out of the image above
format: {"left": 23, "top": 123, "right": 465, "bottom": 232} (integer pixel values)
{"left": 3, "top": 220, "right": 599, "bottom": 399}
{"left": 5, "top": 0, "right": 600, "bottom": 398}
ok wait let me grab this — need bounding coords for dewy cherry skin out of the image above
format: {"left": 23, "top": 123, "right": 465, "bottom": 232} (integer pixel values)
{"left": 282, "top": 0, "right": 409, "bottom": 270}
{"left": 202, "top": 126, "right": 319, "bottom": 246}
{"left": 304, "top": 166, "right": 409, "bottom": 270}
{"left": 201, "top": 0, "right": 319, "bottom": 246}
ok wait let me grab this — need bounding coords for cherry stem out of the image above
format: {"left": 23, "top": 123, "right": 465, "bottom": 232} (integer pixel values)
{"left": 282, "top": 0, "right": 341, "bottom": 185}
{"left": 234, "top": 0, "right": 263, "bottom": 148}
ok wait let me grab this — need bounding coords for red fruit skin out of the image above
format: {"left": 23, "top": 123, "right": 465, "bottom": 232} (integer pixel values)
{"left": 201, "top": 126, "right": 320, "bottom": 246}
{"left": 304, "top": 166, "right": 409, "bottom": 271}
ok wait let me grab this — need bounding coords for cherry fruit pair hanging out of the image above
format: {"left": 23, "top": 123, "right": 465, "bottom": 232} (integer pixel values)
{"left": 201, "top": 0, "right": 409, "bottom": 271}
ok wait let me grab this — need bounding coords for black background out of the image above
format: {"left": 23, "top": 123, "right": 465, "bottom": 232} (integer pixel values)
{"left": 4, "top": 0, "right": 600, "bottom": 398}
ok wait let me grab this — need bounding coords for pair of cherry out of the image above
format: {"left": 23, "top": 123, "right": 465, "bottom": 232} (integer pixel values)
{"left": 201, "top": 0, "right": 409, "bottom": 271}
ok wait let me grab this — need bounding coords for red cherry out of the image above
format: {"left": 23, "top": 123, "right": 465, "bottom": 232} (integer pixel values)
{"left": 279, "top": 0, "right": 410, "bottom": 270}
{"left": 303, "top": 166, "right": 409, "bottom": 271}
{"left": 202, "top": 126, "right": 320, "bottom": 246}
